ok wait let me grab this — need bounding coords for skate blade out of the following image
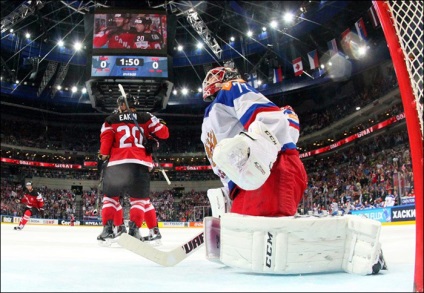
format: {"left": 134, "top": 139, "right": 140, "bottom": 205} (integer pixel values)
{"left": 149, "top": 239, "right": 162, "bottom": 247}
{"left": 97, "top": 238, "right": 113, "bottom": 247}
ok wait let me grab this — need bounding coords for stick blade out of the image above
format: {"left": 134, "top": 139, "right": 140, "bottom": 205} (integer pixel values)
{"left": 117, "top": 84, "right": 126, "bottom": 97}
{"left": 118, "top": 232, "right": 205, "bottom": 267}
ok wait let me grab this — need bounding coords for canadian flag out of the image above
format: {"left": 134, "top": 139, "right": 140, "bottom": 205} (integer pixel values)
{"left": 292, "top": 57, "right": 303, "bottom": 76}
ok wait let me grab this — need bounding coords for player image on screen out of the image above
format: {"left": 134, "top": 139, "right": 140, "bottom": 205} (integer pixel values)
{"left": 93, "top": 13, "right": 134, "bottom": 49}
{"left": 131, "top": 17, "right": 164, "bottom": 50}
{"left": 92, "top": 12, "right": 167, "bottom": 52}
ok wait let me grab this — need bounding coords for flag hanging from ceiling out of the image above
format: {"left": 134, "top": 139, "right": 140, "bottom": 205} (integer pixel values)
{"left": 341, "top": 28, "right": 352, "bottom": 55}
{"left": 355, "top": 17, "right": 368, "bottom": 41}
{"left": 307, "top": 49, "right": 319, "bottom": 70}
{"left": 292, "top": 57, "right": 303, "bottom": 76}
{"left": 327, "top": 38, "right": 338, "bottom": 56}
{"left": 368, "top": 5, "right": 380, "bottom": 28}
{"left": 273, "top": 66, "right": 283, "bottom": 83}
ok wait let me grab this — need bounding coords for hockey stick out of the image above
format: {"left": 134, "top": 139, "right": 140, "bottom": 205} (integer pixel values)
{"left": 117, "top": 231, "right": 204, "bottom": 266}
{"left": 94, "top": 158, "right": 108, "bottom": 214}
{"left": 117, "top": 83, "right": 171, "bottom": 185}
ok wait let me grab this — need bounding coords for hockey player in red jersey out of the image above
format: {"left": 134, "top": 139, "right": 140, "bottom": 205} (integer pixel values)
{"left": 14, "top": 182, "right": 44, "bottom": 230}
{"left": 131, "top": 17, "right": 164, "bottom": 50}
{"left": 201, "top": 66, "right": 308, "bottom": 217}
{"left": 97, "top": 95, "right": 169, "bottom": 245}
{"left": 70, "top": 214, "right": 75, "bottom": 226}
{"left": 93, "top": 13, "right": 135, "bottom": 49}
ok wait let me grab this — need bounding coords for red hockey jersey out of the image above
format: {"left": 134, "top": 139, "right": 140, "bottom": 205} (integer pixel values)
{"left": 100, "top": 111, "right": 169, "bottom": 170}
{"left": 20, "top": 189, "right": 44, "bottom": 209}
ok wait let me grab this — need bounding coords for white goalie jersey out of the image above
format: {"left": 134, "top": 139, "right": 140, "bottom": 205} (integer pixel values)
{"left": 200, "top": 79, "right": 300, "bottom": 192}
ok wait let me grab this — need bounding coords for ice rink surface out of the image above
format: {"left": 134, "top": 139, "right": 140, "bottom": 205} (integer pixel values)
{"left": 1, "top": 222, "right": 416, "bottom": 292}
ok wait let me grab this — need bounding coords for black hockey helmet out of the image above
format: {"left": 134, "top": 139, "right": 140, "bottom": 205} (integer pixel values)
{"left": 134, "top": 17, "right": 152, "bottom": 26}
{"left": 117, "top": 95, "right": 139, "bottom": 108}
{"left": 114, "top": 13, "right": 131, "bottom": 19}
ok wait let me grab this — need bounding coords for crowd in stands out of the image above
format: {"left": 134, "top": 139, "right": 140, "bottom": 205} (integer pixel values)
{"left": 1, "top": 63, "right": 402, "bottom": 160}
{"left": 1, "top": 61, "right": 418, "bottom": 223}
{"left": 301, "top": 128, "right": 415, "bottom": 216}
{"left": 1, "top": 125, "right": 415, "bottom": 222}
{"left": 300, "top": 64, "right": 399, "bottom": 137}
{"left": 0, "top": 179, "right": 211, "bottom": 222}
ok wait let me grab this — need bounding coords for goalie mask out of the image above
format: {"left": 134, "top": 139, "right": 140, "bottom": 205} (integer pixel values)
{"left": 202, "top": 67, "right": 241, "bottom": 102}
{"left": 117, "top": 95, "right": 139, "bottom": 109}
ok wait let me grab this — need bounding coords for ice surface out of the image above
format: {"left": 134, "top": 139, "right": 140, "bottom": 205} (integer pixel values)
{"left": 1, "top": 223, "right": 416, "bottom": 292}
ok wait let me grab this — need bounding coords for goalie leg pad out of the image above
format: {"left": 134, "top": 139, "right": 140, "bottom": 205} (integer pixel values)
{"left": 204, "top": 216, "right": 222, "bottom": 263}
{"left": 207, "top": 188, "right": 230, "bottom": 218}
{"left": 219, "top": 213, "right": 384, "bottom": 275}
{"left": 342, "top": 215, "right": 384, "bottom": 275}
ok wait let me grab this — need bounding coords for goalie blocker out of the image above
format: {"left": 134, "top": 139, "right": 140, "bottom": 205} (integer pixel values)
{"left": 204, "top": 213, "right": 387, "bottom": 275}
{"left": 212, "top": 121, "right": 281, "bottom": 191}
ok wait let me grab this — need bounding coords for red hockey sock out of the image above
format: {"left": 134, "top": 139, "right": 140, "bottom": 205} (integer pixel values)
{"left": 101, "top": 196, "right": 120, "bottom": 225}
{"left": 144, "top": 208, "right": 158, "bottom": 229}
{"left": 114, "top": 207, "right": 123, "bottom": 226}
{"left": 19, "top": 209, "right": 32, "bottom": 226}
{"left": 129, "top": 197, "right": 145, "bottom": 227}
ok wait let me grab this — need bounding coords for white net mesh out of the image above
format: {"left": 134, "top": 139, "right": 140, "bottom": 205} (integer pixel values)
{"left": 387, "top": 0, "right": 423, "bottom": 137}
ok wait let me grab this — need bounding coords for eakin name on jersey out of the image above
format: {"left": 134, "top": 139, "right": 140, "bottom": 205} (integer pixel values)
{"left": 119, "top": 113, "right": 137, "bottom": 121}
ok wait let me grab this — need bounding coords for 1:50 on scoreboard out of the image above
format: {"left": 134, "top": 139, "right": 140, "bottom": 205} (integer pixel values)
{"left": 115, "top": 57, "right": 144, "bottom": 66}
{"left": 91, "top": 55, "right": 168, "bottom": 78}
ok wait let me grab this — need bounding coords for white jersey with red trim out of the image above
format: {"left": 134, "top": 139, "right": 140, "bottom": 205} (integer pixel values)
{"left": 200, "top": 79, "right": 300, "bottom": 189}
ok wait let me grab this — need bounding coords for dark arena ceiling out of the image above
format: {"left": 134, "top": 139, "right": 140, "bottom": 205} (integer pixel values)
{"left": 1, "top": 0, "right": 383, "bottom": 124}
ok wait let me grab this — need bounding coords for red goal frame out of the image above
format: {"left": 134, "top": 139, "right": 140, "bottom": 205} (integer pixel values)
{"left": 373, "top": 1, "right": 423, "bottom": 292}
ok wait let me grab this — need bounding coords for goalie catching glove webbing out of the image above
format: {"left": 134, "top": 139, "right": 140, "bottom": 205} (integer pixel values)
{"left": 212, "top": 121, "right": 281, "bottom": 190}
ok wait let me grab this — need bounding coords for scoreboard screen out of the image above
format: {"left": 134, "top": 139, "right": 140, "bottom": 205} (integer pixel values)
{"left": 90, "top": 55, "right": 169, "bottom": 78}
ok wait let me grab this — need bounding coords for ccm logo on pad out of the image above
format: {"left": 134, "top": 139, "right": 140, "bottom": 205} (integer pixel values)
{"left": 265, "top": 232, "right": 273, "bottom": 267}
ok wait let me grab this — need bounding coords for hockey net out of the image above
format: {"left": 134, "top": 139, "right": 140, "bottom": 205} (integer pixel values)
{"left": 373, "top": 1, "right": 423, "bottom": 292}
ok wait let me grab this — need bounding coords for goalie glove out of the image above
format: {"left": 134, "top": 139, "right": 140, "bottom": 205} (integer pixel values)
{"left": 212, "top": 121, "right": 281, "bottom": 190}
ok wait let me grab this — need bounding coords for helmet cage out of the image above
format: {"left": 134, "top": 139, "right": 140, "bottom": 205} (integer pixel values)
{"left": 202, "top": 67, "right": 241, "bottom": 101}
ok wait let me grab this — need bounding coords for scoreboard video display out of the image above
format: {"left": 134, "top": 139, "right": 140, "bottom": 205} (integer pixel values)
{"left": 88, "top": 8, "right": 175, "bottom": 81}
{"left": 91, "top": 55, "right": 169, "bottom": 78}
{"left": 92, "top": 9, "right": 168, "bottom": 55}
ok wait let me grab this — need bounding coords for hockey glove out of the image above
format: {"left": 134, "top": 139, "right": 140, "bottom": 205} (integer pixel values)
{"left": 213, "top": 121, "right": 281, "bottom": 190}
{"left": 144, "top": 137, "right": 159, "bottom": 155}
{"left": 97, "top": 151, "right": 109, "bottom": 161}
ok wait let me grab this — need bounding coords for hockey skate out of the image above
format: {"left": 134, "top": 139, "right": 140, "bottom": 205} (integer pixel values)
{"left": 97, "top": 220, "right": 114, "bottom": 247}
{"left": 128, "top": 221, "right": 142, "bottom": 240}
{"left": 114, "top": 223, "right": 127, "bottom": 237}
{"left": 372, "top": 249, "right": 388, "bottom": 274}
{"left": 14, "top": 225, "right": 24, "bottom": 230}
{"left": 142, "top": 227, "right": 162, "bottom": 246}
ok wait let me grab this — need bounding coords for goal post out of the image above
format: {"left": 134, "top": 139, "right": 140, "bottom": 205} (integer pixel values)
{"left": 372, "top": 1, "right": 423, "bottom": 292}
